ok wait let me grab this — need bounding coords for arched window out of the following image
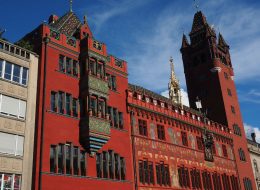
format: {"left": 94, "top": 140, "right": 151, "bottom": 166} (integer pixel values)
{"left": 254, "top": 159, "right": 259, "bottom": 173}
{"left": 233, "top": 124, "right": 241, "bottom": 136}
{"left": 238, "top": 148, "right": 246, "bottom": 161}
{"left": 243, "top": 177, "right": 253, "bottom": 190}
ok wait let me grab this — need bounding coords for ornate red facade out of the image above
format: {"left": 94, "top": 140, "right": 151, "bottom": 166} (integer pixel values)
{"left": 18, "top": 8, "right": 256, "bottom": 190}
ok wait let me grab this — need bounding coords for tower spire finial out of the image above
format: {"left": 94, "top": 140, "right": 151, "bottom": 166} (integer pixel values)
{"left": 194, "top": 0, "right": 200, "bottom": 11}
{"left": 168, "top": 57, "right": 182, "bottom": 105}
{"left": 69, "top": 0, "right": 73, "bottom": 12}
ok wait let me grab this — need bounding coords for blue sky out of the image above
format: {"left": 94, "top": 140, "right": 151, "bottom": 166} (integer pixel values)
{"left": 1, "top": 0, "right": 259, "bottom": 139}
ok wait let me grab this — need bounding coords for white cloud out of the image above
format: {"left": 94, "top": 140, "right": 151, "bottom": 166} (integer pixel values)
{"left": 85, "top": 0, "right": 151, "bottom": 33}
{"left": 244, "top": 123, "right": 260, "bottom": 143}
{"left": 123, "top": 0, "right": 260, "bottom": 91}
{"left": 239, "top": 89, "right": 260, "bottom": 104}
{"left": 160, "top": 89, "right": 190, "bottom": 107}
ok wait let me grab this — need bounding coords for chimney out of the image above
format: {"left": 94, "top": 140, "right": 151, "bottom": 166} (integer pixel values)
{"left": 48, "top": 15, "right": 59, "bottom": 24}
{"left": 251, "top": 132, "right": 256, "bottom": 142}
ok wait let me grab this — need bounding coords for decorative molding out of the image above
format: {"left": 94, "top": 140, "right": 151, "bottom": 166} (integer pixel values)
{"left": 88, "top": 75, "right": 109, "bottom": 95}
{"left": 89, "top": 116, "right": 110, "bottom": 135}
{"left": 88, "top": 50, "right": 107, "bottom": 62}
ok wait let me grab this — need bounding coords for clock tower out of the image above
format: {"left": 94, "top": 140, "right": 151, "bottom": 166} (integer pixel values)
{"left": 181, "top": 11, "right": 256, "bottom": 189}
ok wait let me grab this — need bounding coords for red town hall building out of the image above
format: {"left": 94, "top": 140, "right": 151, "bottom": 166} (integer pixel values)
{"left": 18, "top": 6, "right": 256, "bottom": 190}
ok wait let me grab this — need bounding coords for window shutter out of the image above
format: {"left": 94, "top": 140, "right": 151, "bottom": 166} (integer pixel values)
{"left": 106, "top": 151, "right": 109, "bottom": 177}
{"left": 55, "top": 145, "right": 58, "bottom": 172}
{"left": 62, "top": 56, "right": 66, "bottom": 71}
{"left": 117, "top": 154, "right": 121, "bottom": 179}
{"left": 1, "top": 95, "right": 19, "bottom": 117}
{"left": 77, "top": 148, "right": 80, "bottom": 175}
{"left": 19, "top": 100, "right": 27, "bottom": 119}
{"left": 70, "top": 144, "right": 74, "bottom": 172}
{"left": 100, "top": 152, "right": 103, "bottom": 177}
{"left": 55, "top": 92, "right": 58, "bottom": 109}
{"left": 62, "top": 93, "right": 65, "bottom": 111}
{"left": 76, "top": 99, "right": 79, "bottom": 116}
{"left": 69, "top": 95, "right": 73, "bottom": 114}
{"left": 0, "top": 132, "right": 16, "bottom": 154}
{"left": 111, "top": 151, "right": 115, "bottom": 176}
{"left": 16, "top": 136, "right": 24, "bottom": 156}
{"left": 74, "top": 61, "right": 79, "bottom": 76}
{"left": 122, "top": 158, "right": 126, "bottom": 179}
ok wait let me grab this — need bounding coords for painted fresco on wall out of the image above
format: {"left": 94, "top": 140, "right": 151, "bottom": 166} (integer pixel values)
{"left": 227, "top": 145, "right": 234, "bottom": 160}
{"left": 131, "top": 115, "right": 138, "bottom": 134}
{"left": 168, "top": 128, "right": 180, "bottom": 145}
{"left": 135, "top": 137, "right": 237, "bottom": 174}
{"left": 216, "top": 142, "right": 223, "bottom": 157}
{"left": 169, "top": 164, "right": 180, "bottom": 188}
{"left": 150, "top": 123, "right": 157, "bottom": 149}
{"left": 188, "top": 133, "right": 196, "bottom": 149}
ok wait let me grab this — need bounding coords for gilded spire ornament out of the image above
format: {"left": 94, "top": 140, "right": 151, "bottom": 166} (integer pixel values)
{"left": 168, "top": 57, "right": 182, "bottom": 105}
{"left": 69, "top": 0, "right": 73, "bottom": 12}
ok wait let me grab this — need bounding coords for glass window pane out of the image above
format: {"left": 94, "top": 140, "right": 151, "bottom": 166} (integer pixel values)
{"left": 3, "top": 174, "right": 13, "bottom": 190}
{"left": 13, "top": 175, "right": 21, "bottom": 190}
{"left": 0, "top": 59, "right": 3, "bottom": 77}
{"left": 16, "top": 136, "right": 24, "bottom": 156}
{"left": 12, "top": 64, "right": 21, "bottom": 83}
{"left": 4, "top": 62, "right": 12, "bottom": 80}
{"left": 22, "top": 68, "right": 28, "bottom": 85}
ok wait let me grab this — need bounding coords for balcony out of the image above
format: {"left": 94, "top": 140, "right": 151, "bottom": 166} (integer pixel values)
{"left": 80, "top": 115, "right": 110, "bottom": 155}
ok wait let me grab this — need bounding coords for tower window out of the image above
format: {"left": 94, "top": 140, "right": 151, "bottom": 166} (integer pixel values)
{"left": 227, "top": 88, "right": 232, "bottom": 96}
{"left": 239, "top": 148, "right": 246, "bottom": 161}
{"left": 224, "top": 72, "right": 229, "bottom": 79}
{"left": 243, "top": 178, "right": 253, "bottom": 190}
{"left": 231, "top": 106, "right": 236, "bottom": 114}
{"left": 233, "top": 124, "right": 241, "bottom": 136}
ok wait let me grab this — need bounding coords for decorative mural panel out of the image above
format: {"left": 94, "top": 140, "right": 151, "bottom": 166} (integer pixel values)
{"left": 89, "top": 116, "right": 110, "bottom": 135}
{"left": 188, "top": 133, "right": 196, "bottom": 149}
{"left": 216, "top": 142, "right": 223, "bottom": 157}
{"left": 88, "top": 75, "right": 108, "bottom": 95}
{"left": 167, "top": 128, "right": 180, "bottom": 145}
{"left": 134, "top": 137, "right": 237, "bottom": 174}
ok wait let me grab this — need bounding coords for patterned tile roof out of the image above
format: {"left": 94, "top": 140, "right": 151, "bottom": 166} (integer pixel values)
{"left": 50, "top": 12, "right": 82, "bottom": 36}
